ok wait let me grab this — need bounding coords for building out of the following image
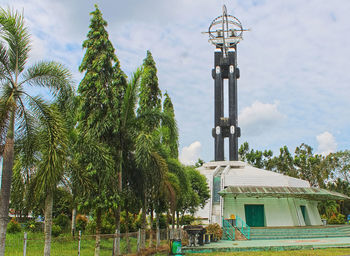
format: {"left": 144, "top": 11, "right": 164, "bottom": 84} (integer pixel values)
{"left": 196, "top": 161, "right": 349, "bottom": 227}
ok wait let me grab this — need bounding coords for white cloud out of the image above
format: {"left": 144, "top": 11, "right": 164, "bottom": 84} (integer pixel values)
{"left": 179, "top": 141, "right": 202, "bottom": 166}
{"left": 2, "top": 0, "right": 350, "bottom": 161}
{"left": 316, "top": 131, "right": 337, "bottom": 156}
{"left": 238, "top": 101, "right": 286, "bottom": 136}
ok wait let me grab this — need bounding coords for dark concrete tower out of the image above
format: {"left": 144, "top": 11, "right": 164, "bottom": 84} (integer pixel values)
{"left": 204, "top": 5, "right": 246, "bottom": 161}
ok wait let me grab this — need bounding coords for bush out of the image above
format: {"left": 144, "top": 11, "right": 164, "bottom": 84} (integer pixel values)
{"left": 180, "top": 215, "right": 195, "bottom": 226}
{"left": 76, "top": 214, "right": 88, "bottom": 231}
{"left": 86, "top": 220, "right": 96, "bottom": 235}
{"left": 151, "top": 214, "right": 167, "bottom": 229}
{"left": 24, "top": 220, "right": 41, "bottom": 232}
{"left": 206, "top": 223, "right": 223, "bottom": 241}
{"left": 7, "top": 218, "right": 21, "bottom": 234}
{"left": 51, "top": 224, "right": 62, "bottom": 237}
{"left": 328, "top": 213, "right": 346, "bottom": 224}
{"left": 53, "top": 214, "right": 70, "bottom": 231}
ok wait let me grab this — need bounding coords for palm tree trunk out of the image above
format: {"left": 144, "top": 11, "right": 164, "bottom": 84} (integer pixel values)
{"left": 125, "top": 209, "right": 131, "bottom": 254}
{"left": 0, "top": 112, "right": 15, "bottom": 256}
{"left": 71, "top": 207, "right": 77, "bottom": 236}
{"left": 166, "top": 210, "right": 170, "bottom": 241}
{"left": 148, "top": 206, "right": 153, "bottom": 248}
{"left": 141, "top": 199, "right": 147, "bottom": 249}
{"left": 172, "top": 209, "right": 175, "bottom": 230}
{"left": 155, "top": 212, "right": 160, "bottom": 248}
{"left": 114, "top": 151, "right": 122, "bottom": 256}
{"left": 114, "top": 207, "right": 120, "bottom": 256}
{"left": 176, "top": 211, "right": 180, "bottom": 228}
{"left": 44, "top": 191, "right": 54, "bottom": 256}
{"left": 95, "top": 208, "right": 102, "bottom": 256}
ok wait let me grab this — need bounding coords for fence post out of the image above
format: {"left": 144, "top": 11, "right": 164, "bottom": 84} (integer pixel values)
{"left": 23, "top": 232, "right": 27, "bottom": 256}
{"left": 78, "top": 230, "right": 81, "bottom": 256}
{"left": 137, "top": 229, "right": 141, "bottom": 253}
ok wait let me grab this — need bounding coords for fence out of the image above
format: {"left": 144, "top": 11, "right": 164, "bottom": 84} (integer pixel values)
{"left": 6, "top": 228, "right": 183, "bottom": 256}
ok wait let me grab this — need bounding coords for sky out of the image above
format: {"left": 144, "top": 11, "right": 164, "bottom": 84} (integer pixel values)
{"left": 1, "top": 0, "right": 350, "bottom": 165}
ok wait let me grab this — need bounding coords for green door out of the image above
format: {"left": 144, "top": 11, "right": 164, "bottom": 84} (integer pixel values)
{"left": 245, "top": 205, "right": 265, "bottom": 227}
{"left": 300, "top": 205, "right": 310, "bottom": 225}
{"left": 300, "top": 206, "right": 306, "bottom": 220}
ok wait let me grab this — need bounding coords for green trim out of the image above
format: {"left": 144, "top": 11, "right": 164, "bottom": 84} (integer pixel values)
{"left": 219, "top": 186, "right": 350, "bottom": 201}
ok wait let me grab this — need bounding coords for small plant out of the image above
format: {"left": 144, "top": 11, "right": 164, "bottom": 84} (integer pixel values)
{"left": 180, "top": 215, "right": 195, "bottom": 225}
{"left": 7, "top": 218, "right": 21, "bottom": 234}
{"left": 76, "top": 214, "right": 88, "bottom": 231}
{"left": 86, "top": 219, "right": 96, "bottom": 234}
{"left": 51, "top": 224, "right": 62, "bottom": 237}
{"left": 328, "top": 213, "right": 346, "bottom": 224}
{"left": 53, "top": 214, "right": 70, "bottom": 231}
{"left": 206, "top": 223, "right": 223, "bottom": 241}
{"left": 25, "top": 220, "right": 41, "bottom": 232}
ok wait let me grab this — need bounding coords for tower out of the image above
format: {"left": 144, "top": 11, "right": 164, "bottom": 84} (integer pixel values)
{"left": 204, "top": 5, "right": 246, "bottom": 161}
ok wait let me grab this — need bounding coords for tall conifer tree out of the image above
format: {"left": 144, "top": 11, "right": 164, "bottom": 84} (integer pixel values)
{"left": 138, "top": 51, "right": 162, "bottom": 124}
{"left": 77, "top": 5, "right": 126, "bottom": 256}
{"left": 162, "top": 92, "right": 179, "bottom": 159}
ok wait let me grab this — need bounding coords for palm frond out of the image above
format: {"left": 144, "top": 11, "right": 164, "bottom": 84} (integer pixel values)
{"left": 15, "top": 96, "right": 39, "bottom": 164}
{"left": 150, "top": 151, "right": 168, "bottom": 185}
{"left": 120, "top": 68, "right": 141, "bottom": 129}
{"left": 32, "top": 103, "right": 68, "bottom": 194}
{"left": 135, "top": 131, "right": 154, "bottom": 169}
{"left": 0, "top": 8, "right": 31, "bottom": 74}
{"left": 0, "top": 42, "right": 13, "bottom": 82}
{"left": 21, "top": 61, "right": 73, "bottom": 97}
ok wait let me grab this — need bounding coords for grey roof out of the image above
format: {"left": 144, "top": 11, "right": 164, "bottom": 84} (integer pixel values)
{"left": 219, "top": 186, "right": 350, "bottom": 201}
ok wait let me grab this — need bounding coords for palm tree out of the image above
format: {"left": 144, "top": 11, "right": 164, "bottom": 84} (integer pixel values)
{"left": 0, "top": 8, "right": 72, "bottom": 255}
{"left": 32, "top": 104, "right": 68, "bottom": 256}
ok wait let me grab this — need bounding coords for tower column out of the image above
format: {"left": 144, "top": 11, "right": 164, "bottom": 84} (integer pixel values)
{"left": 214, "top": 61, "right": 224, "bottom": 161}
{"left": 228, "top": 49, "right": 239, "bottom": 160}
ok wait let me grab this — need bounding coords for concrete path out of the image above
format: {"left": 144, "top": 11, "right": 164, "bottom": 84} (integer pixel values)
{"left": 183, "top": 237, "right": 350, "bottom": 253}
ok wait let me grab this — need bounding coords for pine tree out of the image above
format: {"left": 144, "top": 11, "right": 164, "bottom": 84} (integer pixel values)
{"left": 78, "top": 4, "right": 126, "bottom": 139}
{"left": 77, "top": 5, "right": 126, "bottom": 256}
{"left": 138, "top": 50, "right": 162, "bottom": 122}
{"left": 162, "top": 92, "right": 179, "bottom": 159}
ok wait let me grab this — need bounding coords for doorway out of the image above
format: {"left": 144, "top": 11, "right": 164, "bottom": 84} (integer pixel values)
{"left": 300, "top": 205, "right": 310, "bottom": 225}
{"left": 244, "top": 204, "right": 265, "bottom": 227}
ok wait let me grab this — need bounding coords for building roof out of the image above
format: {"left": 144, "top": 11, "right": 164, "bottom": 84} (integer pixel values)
{"left": 197, "top": 161, "right": 310, "bottom": 188}
{"left": 219, "top": 186, "right": 350, "bottom": 201}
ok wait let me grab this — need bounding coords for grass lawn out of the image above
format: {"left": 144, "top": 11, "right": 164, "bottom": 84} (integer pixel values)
{"left": 5, "top": 232, "right": 139, "bottom": 256}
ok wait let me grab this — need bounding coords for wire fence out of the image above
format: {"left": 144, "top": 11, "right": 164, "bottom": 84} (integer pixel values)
{"left": 6, "top": 228, "right": 184, "bottom": 256}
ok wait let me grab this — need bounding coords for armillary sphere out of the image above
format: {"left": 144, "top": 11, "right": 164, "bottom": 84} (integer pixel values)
{"left": 203, "top": 5, "right": 248, "bottom": 56}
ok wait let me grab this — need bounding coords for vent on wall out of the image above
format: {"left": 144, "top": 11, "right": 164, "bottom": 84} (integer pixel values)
{"left": 229, "top": 165, "right": 244, "bottom": 169}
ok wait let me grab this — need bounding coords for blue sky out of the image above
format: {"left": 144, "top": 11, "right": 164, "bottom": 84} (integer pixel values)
{"left": 1, "top": 0, "right": 350, "bottom": 165}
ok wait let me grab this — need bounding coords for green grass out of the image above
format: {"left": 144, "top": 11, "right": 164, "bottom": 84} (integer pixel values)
{"left": 192, "top": 248, "right": 350, "bottom": 256}
{"left": 5, "top": 232, "right": 139, "bottom": 256}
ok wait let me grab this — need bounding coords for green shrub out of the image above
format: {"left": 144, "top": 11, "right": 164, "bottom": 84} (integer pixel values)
{"left": 24, "top": 220, "right": 42, "bottom": 232}
{"left": 180, "top": 215, "right": 195, "bottom": 226}
{"left": 85, "top": 212, "right": 117, "bottom": 234}
{"left": 328, "top": 213, "right": 346, "bottom": 224}
{"left": 86, "top": 220, "right": 96, "bottom": 234}
{"left": 7, "top": 218, "right": 21, "bottom": 234}
{"left": 76, "top": 214, "right": 88, "bottom": 231}
{"left": 51, "top": 224, "right": 62, "bottom": 237}
{"left": 53, "top": 214, "right": 70, "bottom": 231}
{"left": 151, "top": 214, "right": 167, "bottom": 229}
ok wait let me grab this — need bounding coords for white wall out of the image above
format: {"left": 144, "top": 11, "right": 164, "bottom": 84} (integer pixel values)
{"left": 223, "top": 196, "right": 322, "bottom": 227}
